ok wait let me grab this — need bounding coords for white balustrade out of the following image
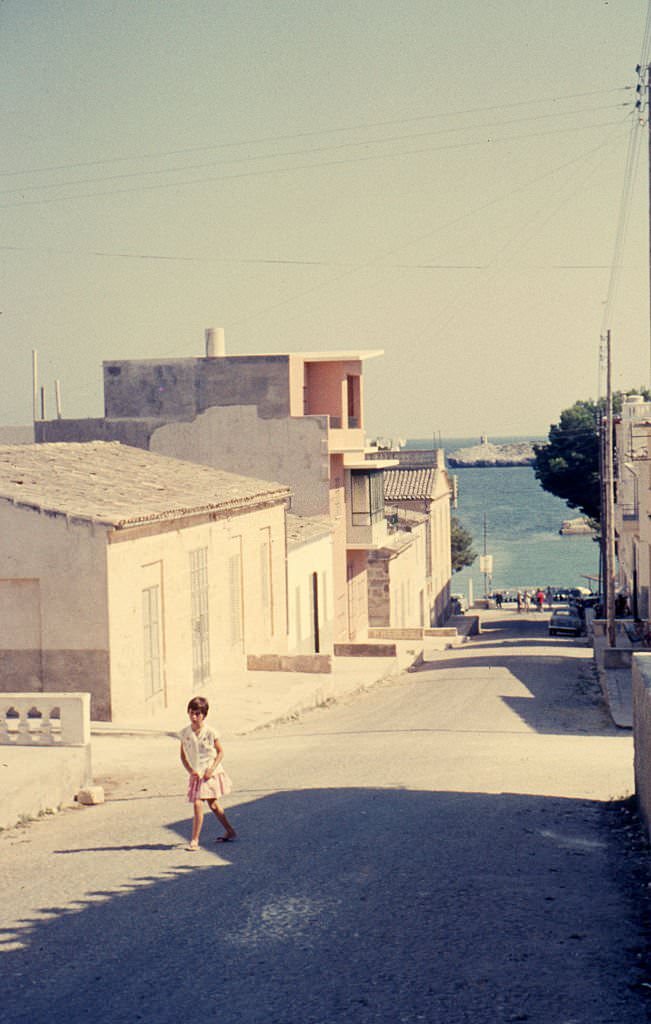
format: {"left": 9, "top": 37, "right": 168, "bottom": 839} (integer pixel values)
{"left": 0, "top": 693, "right": 90, "bottom": 747}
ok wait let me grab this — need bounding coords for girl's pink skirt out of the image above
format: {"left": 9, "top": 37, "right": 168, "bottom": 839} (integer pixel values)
{"left": 187, "top": 770, "right": 233, "bottom": 802}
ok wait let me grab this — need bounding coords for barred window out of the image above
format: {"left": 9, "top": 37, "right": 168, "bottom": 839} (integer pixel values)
{"left": 190, "top": 548, "right": 210, "bottom": 685}
{"left": 142, "top": 585, "right": 162, "bottom": 699}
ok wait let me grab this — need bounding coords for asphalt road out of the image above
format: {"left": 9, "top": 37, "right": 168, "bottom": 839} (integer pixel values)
{"left": 2, "top": 612, "right": 650, "bottom": 1023}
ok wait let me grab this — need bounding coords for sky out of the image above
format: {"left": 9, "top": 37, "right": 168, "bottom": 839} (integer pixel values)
{"left": 2, "top": 0, "right": 651, "bottom": 440}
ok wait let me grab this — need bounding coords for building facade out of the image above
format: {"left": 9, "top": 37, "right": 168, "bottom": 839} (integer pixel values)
{"left": 36, "top": 344, "right": 397, "bottom": 642}
{"left": 0, "top": 443, "right": 290, "bottom": 720}
{"left": 614, "top": 395, "right": 651, "bottom": 619}
{"left": 382, "top": 456, "right": 453, "bottom": 624}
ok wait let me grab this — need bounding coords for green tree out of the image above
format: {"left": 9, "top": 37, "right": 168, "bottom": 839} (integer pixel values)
{"left": 451, "top": 516, "right": 477, "bottom": 573}
{"left": 533, "top": 390, "right": 651, "bottom": 523}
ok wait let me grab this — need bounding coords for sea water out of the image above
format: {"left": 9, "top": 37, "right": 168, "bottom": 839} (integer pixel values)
{"left": 407, "top": 437, "right": 600, "bottom": 599}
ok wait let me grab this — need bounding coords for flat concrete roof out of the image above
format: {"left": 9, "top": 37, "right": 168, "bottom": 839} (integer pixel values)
{"left": 286, "top": 513, "right": 333, "bottom": 551}
{"left": 0, "top": 442, "right": 290, "bottom": 529}
{"left": 102, "top": 349, "right": 383, "bottom": 366}
{"left": 289, "top": 350, "right": 383, "bottom": 362}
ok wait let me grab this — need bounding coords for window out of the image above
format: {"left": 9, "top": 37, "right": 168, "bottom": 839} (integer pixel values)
{"left": 142, "top": 585, "right": 162, "bottom": 699}
{"left": 351, "top": 470, "right": 384, "bottom": 526}
{"left": 190, "top": 548, "right": 210, "bottom": 685}
{"left": 229, "top": 548, "right": 244, "bottom": 649}
{"left": 347, "top": 374, "right": 360, "bottom": 428}
{"left": 260, "top": 530, "right": 273, "bottom": 637}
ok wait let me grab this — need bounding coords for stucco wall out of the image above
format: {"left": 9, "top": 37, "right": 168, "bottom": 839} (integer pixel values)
{"left": 0, "top": 503, "right": 110, "bottom": 718}
{"left": 430, "top": 493, "right": 452, "bottom": 624}
{"left": 367, "top": 557, "right": 390, "bottom": 627}
{"left": 149, "top": 405, "right": 330, "bottom": 517}
{"left": 103, "top": 356, "right": 292, "bottom": 420}
{"left": 368, "top": 529, "right": 425, "bottom": 629}
{"left": 633, "top": 653, "right": 651, "bottom": 838}
{"left": 106, "top": 503, "right": 288, "bottom": 722}
{"left": 35, "top": 417, "right": 164, "bottom": 449}
{"left": 287, "top": 533, "right": 334, "bottom": 655}
{"left": 384, "top": 491, "right": 452, "bottom": 625}
{"left": 328, "top": 455, "right": 349, "bottom": 641}
{"left": 346, "top": 548, "right": 369, "bottom": 640}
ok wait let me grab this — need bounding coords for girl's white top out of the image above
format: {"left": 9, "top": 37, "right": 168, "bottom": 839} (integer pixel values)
{"left": 179, "top": 724, "right": 219, "bottom": 773}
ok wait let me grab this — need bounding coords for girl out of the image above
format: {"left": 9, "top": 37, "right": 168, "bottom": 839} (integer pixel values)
{"left": 179, "top": 695, "right": 236, "bottom": 850}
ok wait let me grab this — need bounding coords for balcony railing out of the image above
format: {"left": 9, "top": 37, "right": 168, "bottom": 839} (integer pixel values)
{"left": 0, "top": 693, "right": 90, "bottom": 746}
{"left": 329, "top": 416, "right": 360, "bottom": 430}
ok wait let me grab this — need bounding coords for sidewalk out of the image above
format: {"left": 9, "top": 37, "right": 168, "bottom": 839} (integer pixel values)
{"left": 0, "top": 639, "right": 434, "bottom": 830}
{"left": 596, "top": 665, "right": 633, "bottom": 729}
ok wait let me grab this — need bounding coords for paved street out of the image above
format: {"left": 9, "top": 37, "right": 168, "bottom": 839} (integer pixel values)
{"left": 2, "top": 612, "right": 650, "bottom": 1023}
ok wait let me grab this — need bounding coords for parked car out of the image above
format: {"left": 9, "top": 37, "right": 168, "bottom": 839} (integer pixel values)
{"left": 548, "top": 608, "right": 583, "bottom": 636}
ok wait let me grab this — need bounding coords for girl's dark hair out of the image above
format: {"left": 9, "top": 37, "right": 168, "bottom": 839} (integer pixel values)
{"left": 187, "top": 696, "right": 209, "bottom": 716}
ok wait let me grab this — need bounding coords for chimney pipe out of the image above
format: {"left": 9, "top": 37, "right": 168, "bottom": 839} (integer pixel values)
{"left": 32, "top": 350, "right": 39, "bottom": 422}
{"left": 205, "top": 327, "right": 225, "bottom": 358}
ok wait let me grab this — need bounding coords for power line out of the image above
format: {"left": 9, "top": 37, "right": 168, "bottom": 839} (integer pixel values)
{"left": 0, "top": 242, "right": 624, "bottom": 271}
{"left": 598, "top": 3, "right": 651, "bottom": 395}
{"left": 0, "top": 101, "right": 629, "bottom": 198}
{"left": 0, "top": 86, "right": 631, "bottom": 179}
{"left": 0, "top": 116, "right": 631, "bottom": 210}
{"left": 228, "top": 123, "right": 631, "bottom": 334}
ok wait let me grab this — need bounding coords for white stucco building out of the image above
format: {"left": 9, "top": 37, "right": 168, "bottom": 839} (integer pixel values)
{"left": 36, "top": 344, "right": 397, "bottom": 642}
{"left": 614, "top": 396, "right": 651, "bottom": 618}
{"left": 286, "top": 514, "right": 334, "bottom": 655}
{"left": 0, "top": 442, "right": 290, "bottom": 721}
{"left": 381, "top": 458, "right": 453, "bottom": 624}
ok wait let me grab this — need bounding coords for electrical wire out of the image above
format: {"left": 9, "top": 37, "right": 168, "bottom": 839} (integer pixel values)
{"left": 0, "top": 102, "right": 629, "bottom": 198}
{"left": 0, "top": 86, "right": 631, "bottom": 179}
{"left": 0, "top": 116, "right": 631, "bottom": 210}
{"left": 227, "top": 121, "right": 632, "bottom": 335}
{"left": 598, "top": 1, "right": 651, "bottom": 396}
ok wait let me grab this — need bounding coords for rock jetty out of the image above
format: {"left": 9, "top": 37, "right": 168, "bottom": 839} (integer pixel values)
{"left": 559, "top": 516, "right": 594, "bottom": 536}
{"left": 447, "top": 437, "right": 535, "bottom": 468}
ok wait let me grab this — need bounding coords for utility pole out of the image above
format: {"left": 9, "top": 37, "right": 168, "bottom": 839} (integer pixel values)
{"left": 648, "top": 63, "right": 651, "bottom": 387}
{"left": 480, "top": 512, "right": 492, "bottom": 597}
{"left": 604, "top": 329, "right": 616, "bottom": 648}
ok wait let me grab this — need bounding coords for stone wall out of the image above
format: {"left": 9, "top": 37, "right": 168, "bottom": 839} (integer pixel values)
{"left": 367, "top": 556, "right": 390, "bottom": 627}
{"left": 246, "top": 654, "right": 332, "bottom": 674}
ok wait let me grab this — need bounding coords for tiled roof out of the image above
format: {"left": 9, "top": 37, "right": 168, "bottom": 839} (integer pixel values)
{"left": 0, "top": 442, "right": 290, "bottom": 529}
{"left": 383, "top": 467, "right": 438, "bottom": 500}
{"left": 286, "top": 513, "right": 332, "bottom": 551}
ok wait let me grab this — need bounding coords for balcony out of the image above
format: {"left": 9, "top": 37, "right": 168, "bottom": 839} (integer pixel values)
{"left": 346, "top": 511, "right": 390, "bottom": 550}
{"left": 345, "top": 468, "right": 390, "bottom": 549}
{"left": 327, "top": 417, "right": 365, "bottom": 454}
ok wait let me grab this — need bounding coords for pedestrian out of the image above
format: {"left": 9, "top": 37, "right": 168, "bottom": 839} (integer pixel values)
{"left": 516, "top": 591, "right": 523, "bottom": 613}
{"left": 535, "top": 589, "right": 544, "bottom": 612}
{"left": 545, "top": 586, "right": 553, "bottom": 610}
{"left": 495, "top": 592, "right": 503, "bottom": 608}
{"left": 180, "top": 695, "right": 236, "bottom": 851}
{"left": 523, "top": 591, "right": 530, "bottom": 611}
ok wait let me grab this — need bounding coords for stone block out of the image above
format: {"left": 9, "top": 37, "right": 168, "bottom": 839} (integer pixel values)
{"left": 76, "top": 785, "right": 105, "bottom": 805}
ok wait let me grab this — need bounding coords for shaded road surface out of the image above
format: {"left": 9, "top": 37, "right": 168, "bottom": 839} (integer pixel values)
{"left": 2, "top": 611, "right": 650, "bottom": 1022}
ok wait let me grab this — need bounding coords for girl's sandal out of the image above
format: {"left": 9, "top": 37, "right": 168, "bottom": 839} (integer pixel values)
{"left": 185, "top": 840, "right": 199, "bottom": 851}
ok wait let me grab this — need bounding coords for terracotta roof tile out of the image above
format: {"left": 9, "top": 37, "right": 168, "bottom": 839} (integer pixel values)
{"left": 383, "top": 467, "right": 437, "bottom": 500}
